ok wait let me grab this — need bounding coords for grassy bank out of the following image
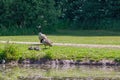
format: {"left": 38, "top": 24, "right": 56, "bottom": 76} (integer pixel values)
{"left": 0, "top": 30, "right": 120, "bottom": 45}
{"left": 0, "top": 30, "right": 120, "bottom": 62}
{"left": 0, "top": 43, "right": 120, "bottom": 62}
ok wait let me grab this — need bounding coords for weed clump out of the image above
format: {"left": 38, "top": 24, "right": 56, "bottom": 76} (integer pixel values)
{"left": 114, "top": 58, "right": 120, "bottom": 63}
{"left": 0, "top": 44, "right": 20, "bottom": 61}
{"left": 43, "top": 51, "right": 53, "bottom": 60}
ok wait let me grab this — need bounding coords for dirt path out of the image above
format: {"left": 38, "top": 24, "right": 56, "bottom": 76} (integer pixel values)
{"left": 0, "top": 40, "right": 120, "bottom": 49}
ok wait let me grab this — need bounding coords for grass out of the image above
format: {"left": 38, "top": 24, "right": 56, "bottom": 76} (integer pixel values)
{"left": 0, "top": 30, "right": 120, "bottom": 61}
{"left": 0, "top": 30, "right": 120, "bottom": 45}
{"left": 0, "top": 43, "right": 120, "bottom": 62}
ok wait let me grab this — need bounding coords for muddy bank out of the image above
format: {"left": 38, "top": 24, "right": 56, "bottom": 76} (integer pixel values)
{"left": 3, "top": 59, "right": 120, "bottom": 66}
{"left": 18, "top": 76, "right": 120, "bottom": 80}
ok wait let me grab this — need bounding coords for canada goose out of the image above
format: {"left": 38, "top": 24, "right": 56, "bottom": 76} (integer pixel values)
{"left": 38, "top": 32, "right": 47, "bottom": 40}
{"left": 41, "top": 38, "right": 52, "bottom": 47}
{"left": 38, "top": 25, "right": 47, "bottom": 39}
{"left": 37, "top": 26, "right": 53, "bottom": 48}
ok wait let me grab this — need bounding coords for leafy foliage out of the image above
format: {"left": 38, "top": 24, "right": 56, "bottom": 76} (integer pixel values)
{"left": 55, "top": 0, "right": 120, "bottom": 30}
{"left": 1, "top": 44, "right": 20, "bottom": 60}
{"left": 0, "top": 0, "right": 120, "bottom": 35}
{"left": 0, "top": 0, "right": 58, "bottom": 34}
{"left": 43, "top": 51, "right": 53, "bottom": 60}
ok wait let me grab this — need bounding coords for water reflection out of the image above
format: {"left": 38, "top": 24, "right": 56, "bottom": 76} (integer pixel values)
{"left": 0, "top": 64, "right": 120, "bottom": 80}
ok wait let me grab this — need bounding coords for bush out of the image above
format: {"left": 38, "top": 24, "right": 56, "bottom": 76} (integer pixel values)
{"left": 0, "top": 0, "right": 58, "bottom": 35}
{"left": 1, "top": 44, "right": 20, "bottom": 60}
{"left": 114, "top": 58, "right": 120, "bottom": 63}
{"left": 43, "top": 51, "right": 53, "bottom": 60}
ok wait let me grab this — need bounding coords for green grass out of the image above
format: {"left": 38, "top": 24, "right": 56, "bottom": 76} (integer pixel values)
{"left": 0, "top": 43, "right": 120, "bottom": 61}
{"left": 0, "top": 30, "right": 120, "bottom": 61}
{"left": 42, "top": 46, "right": 120, "bottom": 61}
{"left": 0, "top": 30, "right": 120, "bottom": 45}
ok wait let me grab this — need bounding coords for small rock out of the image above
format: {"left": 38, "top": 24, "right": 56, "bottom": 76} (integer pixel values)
{"left": 23, "top": 59, "right": 30, "bottom": 64}
{"left": 59, "top": 60, "right": 70, "bottom": 65}
{"left": 50, "top": 60, "right": 56, "bottom": 65}
{"left": 55, "top": 59, "right": 59, "bottom": 64}
{"left": 18, "top": 76, "right": 24, "bottom": 79}
{"left": 34, "top": 46, "right": 40, "bottom": 51}
{"left": 28, "top": 46, "right": 34, "bottom": 50}
{"left": 33, "top": 75, "right": 42, "bottom": 80}
{"left": 70, "top": 60, "right": 75, "bottom": 64}
{"left": 2, "top": 59, "right": 5, "bottom": 64}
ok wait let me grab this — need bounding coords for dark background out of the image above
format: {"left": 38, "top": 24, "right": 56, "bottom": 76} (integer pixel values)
{"left": 0, "top": 0, "right": 120, "bottom": 35}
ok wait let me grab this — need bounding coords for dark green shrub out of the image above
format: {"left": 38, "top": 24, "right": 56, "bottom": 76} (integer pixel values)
{"left": 43, "top": 51, "right": 53, "bottom": 60}
{"left": 1, "top": 44, "right": 20, "bottom": 60}
{"left": 114, "top": 58, "right": 120, "bottom": 63}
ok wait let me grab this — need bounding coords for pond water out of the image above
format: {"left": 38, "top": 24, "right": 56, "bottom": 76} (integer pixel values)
{"left": 0, "top": 64, "right": 120, "bottom": 80}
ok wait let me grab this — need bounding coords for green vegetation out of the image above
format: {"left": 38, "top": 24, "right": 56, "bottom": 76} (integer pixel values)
{"left": 0, "top": 0, "right": 57, "bottom": 34}
{"left": 57, "top": 0, "right": 120, "bottom": 30}
{"left": 0, "top": 30, "right": 120, "bottom": 45}
{"left": 1, "top": 0, "right": 120, "bottom": 79}
{"left": 0, "top": 44, "right": 20, "bottom": 60}
{"left": 0, "top": 0, "right": 120, "bottom": 36}
{"left": 0, "top": 43, "right": 120, "bottom": 62}
{"left": 0, "top": 30, "right": 120, "bottom": 61}
{"left": 43, "top": 46, "right": 120, "bottom": 61}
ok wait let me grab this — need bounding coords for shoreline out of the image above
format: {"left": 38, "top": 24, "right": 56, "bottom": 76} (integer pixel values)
{"left": 4, "top": 59, "right": 120, "bottom": 66}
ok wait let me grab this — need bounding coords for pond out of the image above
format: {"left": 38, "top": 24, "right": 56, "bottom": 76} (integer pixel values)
{"left": 0, "top": 64, "right": 120, "bottom": 80}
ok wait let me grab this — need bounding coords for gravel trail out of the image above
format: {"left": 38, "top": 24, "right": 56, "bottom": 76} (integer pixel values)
{"left": 0, "top": 40, "right": 120, "bottom": 49}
